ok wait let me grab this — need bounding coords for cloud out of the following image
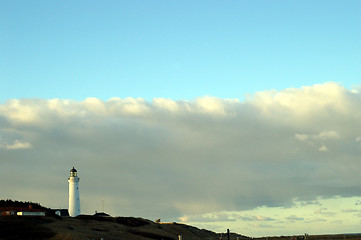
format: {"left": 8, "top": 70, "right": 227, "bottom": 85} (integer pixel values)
{"left": 294, "top": 134, "right": 309, "bottom": 142}
{"left": 286, "top": 215, "right": 304, "bottom": 222}
{"left": 297, "top": 200, "right": 321, "bottom": 206}
{"left": 313, "top": 208, "right": 336, "bottom": 217}
{"left": 256, "top": 215, "right": 275, "bottom": 221}
{"left": 179, "top": 212, "right": 237, "bottom": 223}
{"left": 0, "top": 139, "right": 33, "bottom": 150}
{"left": 249, "top": 223, "right": 276, "bottom": 228}
{"left": 318, "top": 130, "right": 340, "bottom": 140}
{"left": 0, "top": 82, "right": 361, "bottom": 222}
{"left": 341, "top": 208, "right": 360, "bottom": 213}
{"left": 318, "top": 145, "right": 329, "bottom": 152}
{"left": 305, "top": 218, "right": 327, "bottom": 223}
{"left": 294, "top": 130, "right": 340, "bottom": 152}
{"left": 295, "top": 131, "right": 340, "bottom": 142}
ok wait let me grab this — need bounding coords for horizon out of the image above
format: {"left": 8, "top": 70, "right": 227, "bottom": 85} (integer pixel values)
{"left": 1, "top": 197, "right": 361, "bottom": 238}
{"left": 1, "top": 0, "right": 361, "bottom": 237}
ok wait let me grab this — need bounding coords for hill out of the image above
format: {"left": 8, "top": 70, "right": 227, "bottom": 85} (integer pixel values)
{"left": 1, "top": 200, "right": 361, "bottom": 240}
{"left": 0, "top": 214, "right": 248, "bottom": 240}
{"left": 2, "top": 215, "right": 361, "bottom": 240}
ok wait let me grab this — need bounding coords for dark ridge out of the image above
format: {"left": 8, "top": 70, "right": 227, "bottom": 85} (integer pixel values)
{"left": 129, "top": 230, "right": 175, "bottom": 240}
{"left": 75, "top": 214, "right": 114, "bottom": 222}
{"left": 115, "top": 216, "right": 151, "bottom": 227}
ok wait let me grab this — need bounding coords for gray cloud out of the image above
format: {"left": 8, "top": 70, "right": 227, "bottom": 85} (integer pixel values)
{"left": 1, "top": 82, "right": 361, "bottom": 221}
{"left": 313, "top": 208, "right": 336, "bottom": 217}
{"left": 285, "top": 215, "right": 305, "bottom": 222}
{"left": 239, "top": 215, "right": 276, "bottom": 222}
{"left": 341, "top": 208, "right": 361, "bottom": 213}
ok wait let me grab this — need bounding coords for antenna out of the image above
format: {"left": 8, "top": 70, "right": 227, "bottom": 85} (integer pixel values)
{"left": 102, "top": 199, "right": 104, "bottom": 212}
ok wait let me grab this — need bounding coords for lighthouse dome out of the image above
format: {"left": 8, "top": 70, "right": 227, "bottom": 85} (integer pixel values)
{"left": 70, "top": 167, "right": 78, "bottom": 177}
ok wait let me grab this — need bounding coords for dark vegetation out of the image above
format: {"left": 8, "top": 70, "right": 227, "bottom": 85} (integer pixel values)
{"left": 75, "top": 214, "right": 151, "bottom": 227}
{"left": 115, "top": 216, "right": 151, "bottom": 227}
{"left": 75, "top": 214, "right": 114, "bottom": 222}
{"left": 0, "top": 199, "right": 47, "bottom": 210}
{"left": 0, "top": 216, "right": 55, "bottom": 240}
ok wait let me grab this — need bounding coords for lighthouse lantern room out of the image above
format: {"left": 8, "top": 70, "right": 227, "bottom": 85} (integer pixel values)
{"left": 68, "top": 167, "right": 81, "bottom": 217}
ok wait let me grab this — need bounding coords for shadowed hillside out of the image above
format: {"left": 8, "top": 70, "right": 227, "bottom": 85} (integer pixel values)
{"left": 1, "top": 214, "right": 360, "bottom": 240}
{"left": 0, "top": 215, "right": 248, "bottom": 240}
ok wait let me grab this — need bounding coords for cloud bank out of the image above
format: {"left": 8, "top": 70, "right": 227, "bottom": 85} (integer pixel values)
{"left": 0, "top": 82, "right": 361, "bottom": 222}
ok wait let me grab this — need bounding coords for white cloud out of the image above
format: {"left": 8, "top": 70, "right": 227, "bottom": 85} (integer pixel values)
{"left": 0, "top": 99, "right": 41, "bottom": 124}
{"left": 0, "top": 140, "right": 33, "bottom": 150}
{"left": 318, "top": 145, "right": 329, "bottom": 152}
{"left": 153, "top": 98, "right": 179, "bottom": 112}
{"left": 295, "top": 130, "right": 340, "bottom": 141}
{"left": 256, "top": 215, "right": 275, "bottom": 221}
{"left": 295, "top": 130, "right": 340, "bottom": 152}
{"left": 83, "top": 97, "right": 107, "bottom": 115}
{"left": 0, "top": 82, "right": 361, "bottom": 234}
{"left": 294, "top": 133, "right": 309, "bottom": 141}
{"left": 179, "top": 212, "right": 237, "bottom": 223}
{"left": 318, "top": 130, "right": 340, "bottom": 140}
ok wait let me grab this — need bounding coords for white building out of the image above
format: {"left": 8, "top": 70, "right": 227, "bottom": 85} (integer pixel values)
{"left": 17, "top": 209, "right": 46, "bottom": 216}
{"left": 0, "top": 206, "right": 46, "bottom": 216}
{"left": 68, "top": 167, "right": 81, "bottom": 217}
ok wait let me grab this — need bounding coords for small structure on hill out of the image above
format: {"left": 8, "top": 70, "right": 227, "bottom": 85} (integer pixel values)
{"left": 93, "top": 211, "right": 110, "bottom": 217}
{"left": 54, "top": 209, "right": 69, "bottom": 217}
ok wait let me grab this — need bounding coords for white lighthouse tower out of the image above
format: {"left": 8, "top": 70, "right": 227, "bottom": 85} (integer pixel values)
{"left": 68, "top": 167, "right": 81, "bottom": 217}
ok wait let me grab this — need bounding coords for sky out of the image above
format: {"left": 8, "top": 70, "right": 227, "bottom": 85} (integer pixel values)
{"left": 1, "top": 0, "right": 361, "bottom": 237}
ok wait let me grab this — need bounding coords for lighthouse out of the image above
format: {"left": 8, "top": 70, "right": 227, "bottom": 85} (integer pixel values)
{"left": 68, "top": 167, "right": 81, "bottom": 217}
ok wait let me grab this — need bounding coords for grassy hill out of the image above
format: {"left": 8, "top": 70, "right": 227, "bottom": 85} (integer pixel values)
{"left": 1, "top": 215, "right": 361, "bottom": 240}
{"left": 0, "top": 214, "right": 248, "bottom": 240}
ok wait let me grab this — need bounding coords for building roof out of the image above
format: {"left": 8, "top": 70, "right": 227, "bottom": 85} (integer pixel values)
{"left": 93, "top": 212, "right": 110, "bottom": 217}
{"left": 70, "top": 167, "right": 77, "bottom": 172}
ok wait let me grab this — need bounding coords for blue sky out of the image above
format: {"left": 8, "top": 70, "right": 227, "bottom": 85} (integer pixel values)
{"left": 1, "top": 0, "right": 360, "bottom": 101}
{"left": 1, "top": 1, "right": 361, "bottom": 237}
